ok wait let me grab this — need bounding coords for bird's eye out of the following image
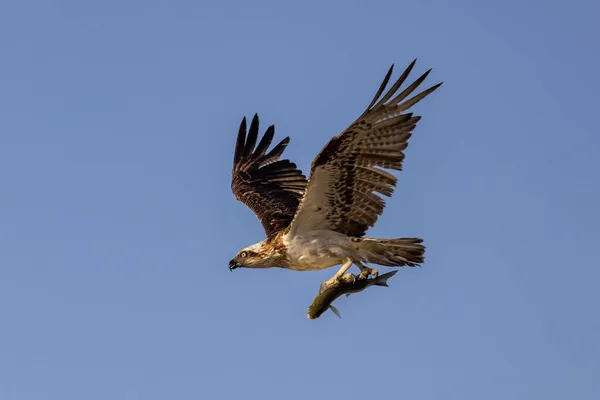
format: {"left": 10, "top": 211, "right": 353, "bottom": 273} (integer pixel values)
{"left": 240, "top": 251, "right": 247, "bottom": 258}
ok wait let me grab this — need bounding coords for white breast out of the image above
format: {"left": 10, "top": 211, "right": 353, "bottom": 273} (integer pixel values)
{"left": 282, "top": 230, "right": 356, "bottom": 271}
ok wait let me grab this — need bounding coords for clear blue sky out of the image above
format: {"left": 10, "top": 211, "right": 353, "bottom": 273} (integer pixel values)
{"left": 1, "top": 1, "right": 599, "bottom": 399}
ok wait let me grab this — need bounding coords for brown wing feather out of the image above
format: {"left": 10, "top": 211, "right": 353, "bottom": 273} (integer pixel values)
{"left": 290, "top": 59, "right": 443, "bottom": 237}
{"left": 231, "top": 114, "right": 307, "bottom": 237}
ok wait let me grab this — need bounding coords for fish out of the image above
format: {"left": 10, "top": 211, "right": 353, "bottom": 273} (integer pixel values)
{"left": 306, "top": 270, "right": 399, "bottom": 320}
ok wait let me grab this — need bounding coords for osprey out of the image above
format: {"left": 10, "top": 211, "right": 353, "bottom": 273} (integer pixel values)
{"left": 228, "top": 59, "right": 442, "bottom": 287}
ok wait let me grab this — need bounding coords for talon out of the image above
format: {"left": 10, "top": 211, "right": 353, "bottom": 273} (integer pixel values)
{"left": 358, "top": 270, "right": 369, "bottom": 280}
{"left": 370, "top": 268, "right": 379, "bottom": 278}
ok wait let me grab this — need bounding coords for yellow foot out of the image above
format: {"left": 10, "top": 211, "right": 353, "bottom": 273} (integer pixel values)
{"left": 319, "top": 275, "right": 341, "bottom": 293}
{"left": 320, "top": 273, "right": 356, "bottom": 293}
{"left": 358, "top": 267, "right": 379, "bottom": 280}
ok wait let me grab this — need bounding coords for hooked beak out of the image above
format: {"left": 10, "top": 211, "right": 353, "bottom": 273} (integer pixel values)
{"left": 229, "top": 259, "right": 240, "bottom": 271}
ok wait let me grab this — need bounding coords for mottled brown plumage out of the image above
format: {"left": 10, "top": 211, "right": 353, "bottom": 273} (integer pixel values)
{"left": 229, "top": 59, "right": 441, "bottom": 281}
{"left": 231, "top": 114, "right": 307, "bottom": 237}
{"left": 289, "top": 59, "right": 443, "bottom": 238}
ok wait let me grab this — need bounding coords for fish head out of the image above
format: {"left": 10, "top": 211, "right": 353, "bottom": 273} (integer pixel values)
{"left": 307, "top": 304, "right": 326, "bottom": 319}
{"left": 307, "top": 304, "right": 341, "bottom": 320}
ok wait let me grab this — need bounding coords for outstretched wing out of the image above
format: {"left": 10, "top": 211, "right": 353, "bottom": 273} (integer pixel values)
{"left": 289, "top": 59, "right": 442, "bottom": 237}
{"left": 231, "top": 114, "right": 307, "bottom": 237}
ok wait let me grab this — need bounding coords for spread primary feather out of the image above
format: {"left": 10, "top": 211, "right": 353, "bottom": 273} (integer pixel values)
{"left": 229, "top": 59, "right": 441, "bottom": 274}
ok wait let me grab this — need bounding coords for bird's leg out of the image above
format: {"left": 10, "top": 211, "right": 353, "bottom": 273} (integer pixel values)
{"left": 321, "top": 258, "right": 354, "bottom": 290}
{"left": 356, "top": 261, "right": 378, "bottom": 280}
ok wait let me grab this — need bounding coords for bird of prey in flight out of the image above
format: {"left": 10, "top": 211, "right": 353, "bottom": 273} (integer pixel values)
{"left": 228, "top": 59, "right": 442, "bottom": 288}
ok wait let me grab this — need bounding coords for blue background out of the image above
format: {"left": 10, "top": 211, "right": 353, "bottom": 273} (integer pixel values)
{"left": 1, "top": 1, "right": 599, "bottom": 399}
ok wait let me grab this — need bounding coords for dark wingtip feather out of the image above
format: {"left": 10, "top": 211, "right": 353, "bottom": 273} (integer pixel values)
{"left": 363, "top": 64, "right": 395, "bottom": 115}
{"left": 233, "top": 116, "right": 247, "bottom": 170}
{"left": 397, "top": 81, "right": 444, "bottom": 112}
{"left": 253, "top": 124, "right": 275, "bottom": 158}
{"left": 372, "top": 59, "right": 418, "bottom": 111}
{"left": 266, "top": 136, "right": 290, "bottom": 159}
{"left": 388, "top": 68, "right": 432, "bottom": 106}
{"left": 243, "top": 114, "right": 260, "bottom": 159}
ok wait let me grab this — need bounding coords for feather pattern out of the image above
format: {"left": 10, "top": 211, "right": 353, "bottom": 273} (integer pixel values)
{"left": 231, "top": 114, "right": 308, "bottom": 237}
{"left": 289, "top": 59, "right": 443, "bottom": 237}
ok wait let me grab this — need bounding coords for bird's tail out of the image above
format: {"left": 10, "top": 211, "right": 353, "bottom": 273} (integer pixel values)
{"left": 357, "top": 237, "right": 425, "bottom": 267}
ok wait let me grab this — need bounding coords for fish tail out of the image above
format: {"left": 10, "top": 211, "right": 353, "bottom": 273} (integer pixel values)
{"left": 373, "top": 270, "right": 399, "bottom": 287}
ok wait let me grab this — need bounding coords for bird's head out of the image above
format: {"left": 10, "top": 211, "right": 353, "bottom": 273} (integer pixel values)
{"left": 229, "top": 242, "right": 279, "bottom": 271}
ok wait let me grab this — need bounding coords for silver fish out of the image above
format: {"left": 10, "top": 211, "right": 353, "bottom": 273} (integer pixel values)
{"left": 307, "top": 270, "right": 398, "bottom": 319}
